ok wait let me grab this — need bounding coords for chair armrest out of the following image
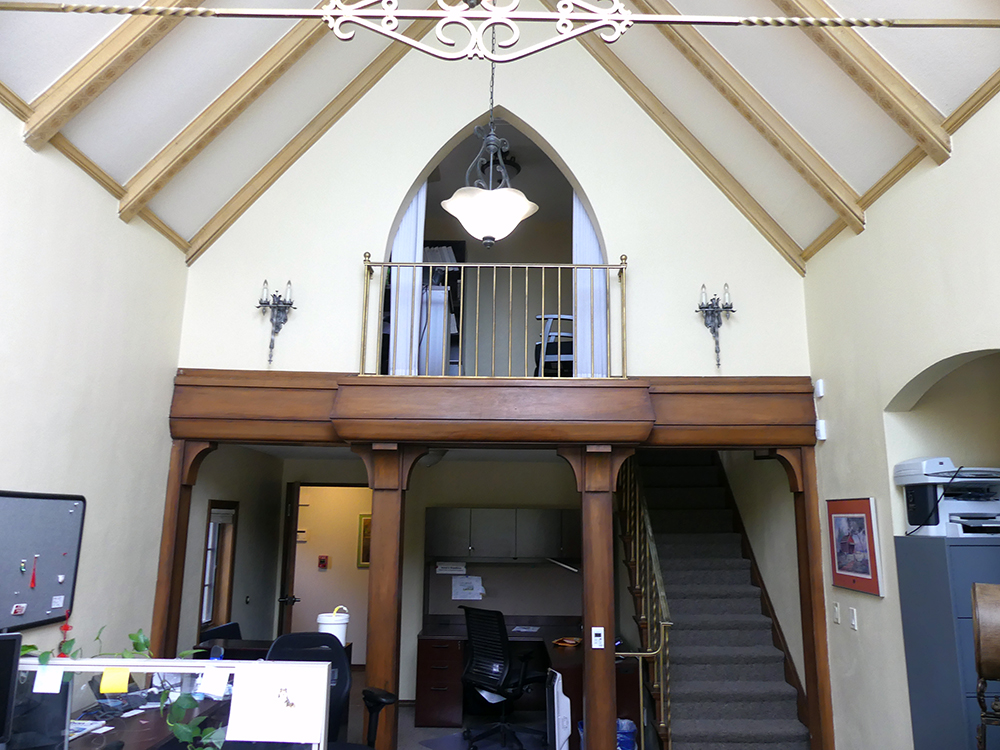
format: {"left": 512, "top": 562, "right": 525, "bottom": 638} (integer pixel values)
{"left": 361, "top": 687, "right": 397, "bottom": 707}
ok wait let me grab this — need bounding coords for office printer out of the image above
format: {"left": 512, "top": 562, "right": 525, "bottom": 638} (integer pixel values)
{"left": 894, "top": 457, "right": 1000, "bottom": 536}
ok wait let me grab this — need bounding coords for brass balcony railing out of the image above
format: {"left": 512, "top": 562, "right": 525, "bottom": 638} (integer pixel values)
{"left": 359, "top": 254, "right": 627, "bottom": 377}
{"left": 617, "top": 456, "right": 672, "bottom": 749}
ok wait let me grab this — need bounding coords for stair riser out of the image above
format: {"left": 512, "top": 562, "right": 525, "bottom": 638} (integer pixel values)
{"left": 642, "top": 466, "right": 724, "bottom": 487}
{"left": 660, "top": 559, "right": 751, "bottom": 572}
{"left": 670, "top": 598, "right": 763, "bottom": 616}
{"left": 649, "top": 510, "right": 735, "bottom": 534}
{"left": 663, "top": 569, "right": 751, "bottom": 585}
{"left": 670, "top": 630, "right": 774, "bottom": 648}
{"left": 658, "top": 545, "right": 743, "bottom": 560}
{"left": 671, "top": 741, "right": 810, "bottom": 750}
{"left": 671, "top": 661, "right": 786, "bottom": 682}
{"left": 671, "top": 700, "right": 800, "bottom": 721}
{"left": 644, "top": 487, "right": 729, "bottom": 508}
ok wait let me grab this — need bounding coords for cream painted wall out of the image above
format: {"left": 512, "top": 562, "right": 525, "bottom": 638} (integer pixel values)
{"left": 177, "top": 38, "right": 809, "bottom": 377}
{"left": 178, "top": 445, "right": 284, "bottom": 651}
{"left": 292, "top": 486, "right": 372, "bottom": 665}
{"left": 719, "top": 451, "right": 804, "bottom": 683}
{"left": 0, "top": 108, "right": 187, "bottom": 653}
{"left": 805, "top": 93, "right": 1000, "bottom": 749}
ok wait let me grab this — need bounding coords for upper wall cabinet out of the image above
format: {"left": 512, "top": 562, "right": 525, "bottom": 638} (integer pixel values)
{"left": 425, "top": 507, "right": 581, "bottom": 560}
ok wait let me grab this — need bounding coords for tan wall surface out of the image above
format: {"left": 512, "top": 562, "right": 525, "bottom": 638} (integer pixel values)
{"left": 177, "top": 40, "right": 810, "bottom": 377}
{"left": 179, "top": 445, "right": 285, "bottom": 651}
{"left": 0, "top": 107, "right": 187, "bottom": 653}
{"left": 805, "top": 93, "right": 1000, "bottom": 750}
{"left": 720, "top": 451, "right": 804, "bottom": 683}
{"left": 292, "top": 485, "right": 372, "bottom": 665}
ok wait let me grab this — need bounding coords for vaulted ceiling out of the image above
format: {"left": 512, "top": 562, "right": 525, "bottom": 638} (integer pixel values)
{"left": 2, "top": 0, "right": 999, "bottom": 274}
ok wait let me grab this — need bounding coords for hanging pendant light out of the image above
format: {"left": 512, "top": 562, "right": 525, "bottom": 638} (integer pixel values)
{"left": 441, "top": 36, "right": 537, "bottom": 248}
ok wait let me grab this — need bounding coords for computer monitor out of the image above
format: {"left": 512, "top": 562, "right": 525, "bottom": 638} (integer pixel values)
{"left": 0, "top": 632, "right": 22, "bottom": 746}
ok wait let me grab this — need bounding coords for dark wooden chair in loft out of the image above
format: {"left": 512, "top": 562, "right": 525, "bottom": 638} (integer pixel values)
{"left": 973, "top": 583, "right": 1000, "bottom": 749}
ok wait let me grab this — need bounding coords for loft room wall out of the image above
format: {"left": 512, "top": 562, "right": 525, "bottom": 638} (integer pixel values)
{"left": 175, "top": 40, "right": 810, "bottom": 377}
{"left": 292, "top": 485, "right": 373, "bottom": 666}
{"left": 805, "top": 93, "right": 1000, "bottom": 750}
{"left": 0, "top": 107, "right": 188, "bottom": 653}
{"left": 178, "top": 445, "right": 285, "bottom": 652}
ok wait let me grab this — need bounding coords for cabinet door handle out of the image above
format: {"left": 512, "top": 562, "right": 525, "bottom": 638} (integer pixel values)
{"left": 431, "top": 644, "right": 451, "bottom": 649}
{"left": 431, "top": 665, "right": 449, "bottom": 670}
{"left": 430, "top": 687, "right": 448, "bottom": 692}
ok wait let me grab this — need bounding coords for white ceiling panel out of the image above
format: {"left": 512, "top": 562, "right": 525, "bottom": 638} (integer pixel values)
{"left": 0, "top": 13, "right": 122, "bottom": 102}
{"left": 612, "top": 26, "right": 837, "bottom": 248}
{"left": 670, "top": 0, "right": 915, "bottom": 192}
{"left": 60, "top": 0, "right": 309, "bottom": 184}
{"left": 148, "top": 30, "right": 391, "bottom": 239}
{"left": 833, "top": 0, "right": 1000, "bottom": 115}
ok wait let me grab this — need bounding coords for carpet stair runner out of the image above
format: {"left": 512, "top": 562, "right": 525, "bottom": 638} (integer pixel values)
{"left": 638, "top": 450, "right": 810, "bottom": 750}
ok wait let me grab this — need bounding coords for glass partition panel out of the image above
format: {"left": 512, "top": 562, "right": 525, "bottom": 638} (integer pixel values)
{"left": 12, "top": 658, "right": 329, "bottom": 750}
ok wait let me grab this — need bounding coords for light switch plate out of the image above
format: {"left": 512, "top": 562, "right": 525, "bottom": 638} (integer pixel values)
{"left": 833, "top": 602, "right": 840, "bottom": 624}
{"left": 591, "top": 626, "right": 605, "bottom": 649}
{"left": 849, "top": 607, "right": 858, "bottom": 631}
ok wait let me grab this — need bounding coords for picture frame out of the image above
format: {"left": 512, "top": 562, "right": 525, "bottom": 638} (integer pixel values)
{"left": 357, "top": 514, "right": 372, "bottom": 568}
{"left": 827, "top": 497, "right": 883, "bottom": 596}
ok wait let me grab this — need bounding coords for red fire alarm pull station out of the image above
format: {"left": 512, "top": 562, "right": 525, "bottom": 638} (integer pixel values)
{"left": 318, "top": 555, "right": 329, "bottom": 570}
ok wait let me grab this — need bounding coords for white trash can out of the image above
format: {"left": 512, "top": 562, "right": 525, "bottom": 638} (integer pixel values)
{"left": 317, "top": 605, "right": 350, "bottom": 645}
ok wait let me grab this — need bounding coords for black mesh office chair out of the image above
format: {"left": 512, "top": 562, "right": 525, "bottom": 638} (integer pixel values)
{"left": 460, "top": 606, "right": 548, "bottom": 750}
{"left": 266, "top": 632, "right": 396, "bottom": 749}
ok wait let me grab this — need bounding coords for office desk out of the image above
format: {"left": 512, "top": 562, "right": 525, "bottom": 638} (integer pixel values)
{"left": 69, "top": 700, "right": 226, "bottom": 750}
{"left": 416, "top": 622, "right": 639, "bottom": 750}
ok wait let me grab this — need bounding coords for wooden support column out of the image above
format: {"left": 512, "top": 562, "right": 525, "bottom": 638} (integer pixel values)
{"left": 558, "top": 445, "right": 633, "bottom": 750}
{"left": 353, "top": 443, "right": 426, "bottom": 750}
{"left": 151, "top": 439, "right": 216, "bottom": 657}
{"left": 772, "top": 446, "right": 835, "bottom": 750}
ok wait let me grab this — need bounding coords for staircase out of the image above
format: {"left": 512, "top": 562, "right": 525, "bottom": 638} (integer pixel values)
{"left": 639, "top": 450, "right": 810, "bottom": 750}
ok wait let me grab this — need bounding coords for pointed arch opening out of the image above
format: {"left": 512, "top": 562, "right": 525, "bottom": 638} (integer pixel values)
{"left": 370, "top": 110, "right": 625, "bottom": 378}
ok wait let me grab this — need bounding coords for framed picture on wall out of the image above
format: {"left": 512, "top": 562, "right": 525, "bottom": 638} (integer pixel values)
{"left": 357, "top": 514, "right": 372, "bottom": 568}
{"left": 827, "top": 497, "right": 883, "bottom": 596}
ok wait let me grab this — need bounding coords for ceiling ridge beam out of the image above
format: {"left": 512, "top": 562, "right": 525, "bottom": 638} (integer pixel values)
{"left": 550, "top": 10, "right": 805, "bottom": 274}
{"left": 773, "top": 0, "right": 950, "bottom": 165}
{"left": 802, "top": 65, "right": 1000, "bottom": 261}
{"left": 632, "top": 0, "right": 864, "bottom": 235}
{"left": 23, "top": 0, "right": 204, "bottom": 150}
{"left": 119, "top": 9, "right": 329, "bottom": 223}
{"left": 185, "top": 16, "right": 436, "bottom": 265}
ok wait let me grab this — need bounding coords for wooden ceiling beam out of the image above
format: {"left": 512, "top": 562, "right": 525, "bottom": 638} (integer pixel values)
{"left": 773, "top": 0, "right": 950, "bottom": 166}
{"left": 559, "top": 22, "right": 806, "bottom": 275}
{"left": 185, "top": 17, "right": 436, "bottom": 264}
{"left": 119, "top": 10, "right": 329, "bottom": 223}
{"left": 632, "top": 0, "right": 865, "bottom": 235}
{"left": 23, "top": 0, "right": 203, "bottom": 150}
{"left": 803, "top": 66, "right": 1000, "bottom": 260}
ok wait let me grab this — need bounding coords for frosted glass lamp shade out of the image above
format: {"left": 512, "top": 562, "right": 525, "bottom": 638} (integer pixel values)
{"left": 441, "top": 186, "right": 539, "bottom": 246}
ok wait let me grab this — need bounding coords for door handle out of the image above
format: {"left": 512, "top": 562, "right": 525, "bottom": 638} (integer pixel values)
{"left": 278, "top": 595, "right": 301, "bottom": 605}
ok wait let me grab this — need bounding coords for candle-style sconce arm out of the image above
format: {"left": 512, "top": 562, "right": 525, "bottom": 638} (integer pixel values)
{"left": 257, "top": 280, "right": 296, "bottom": 364}
{"left": 696, "top": 283, "right": 735, "bottom": 369}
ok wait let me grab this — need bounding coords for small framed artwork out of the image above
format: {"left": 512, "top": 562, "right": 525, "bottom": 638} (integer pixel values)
{"left": 357, "top": 514, "right": 372, "bottom": 568}
{"left": 827, "top": 497, "right": 883, "bottom": 596}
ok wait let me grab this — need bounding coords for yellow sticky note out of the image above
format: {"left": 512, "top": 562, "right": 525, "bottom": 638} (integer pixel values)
{"left": 99, "top": 667, "right": 130, "bottom": 694}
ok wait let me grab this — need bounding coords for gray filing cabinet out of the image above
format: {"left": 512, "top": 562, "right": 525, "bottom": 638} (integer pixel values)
{"left": 425, "top": 507, "right": 580, "bottom": 559}
{"left": 896, "top": 535, "right": 1000, "bottom": 750}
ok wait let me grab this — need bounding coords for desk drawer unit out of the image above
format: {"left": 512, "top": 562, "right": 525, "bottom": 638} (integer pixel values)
{"left": 416, "top": 638, "right": 465, "bottom": 727}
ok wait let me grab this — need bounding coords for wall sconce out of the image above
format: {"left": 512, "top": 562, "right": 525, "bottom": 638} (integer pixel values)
{"left": 257, "top": 280, "right": 295, "bottom": 364}
{"left": 697, "top": 284, "right": 735, "bottom": 369}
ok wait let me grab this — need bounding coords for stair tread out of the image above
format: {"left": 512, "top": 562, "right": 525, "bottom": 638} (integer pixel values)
{"left": 671, "top": 645, "right": 785, "bottom": 663}
{"left": 664, "top": 583, "right": 761, "bottom": 598}
{"left": 671, "top": 718, "right": 810, "bottom": 742}
{"left": 657, "top": 533, "right": 741, "bottom": 544}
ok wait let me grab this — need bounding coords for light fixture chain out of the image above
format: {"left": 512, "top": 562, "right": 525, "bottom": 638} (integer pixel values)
{"left": 488, "top": 25, "right": 496, "bottom": 129}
